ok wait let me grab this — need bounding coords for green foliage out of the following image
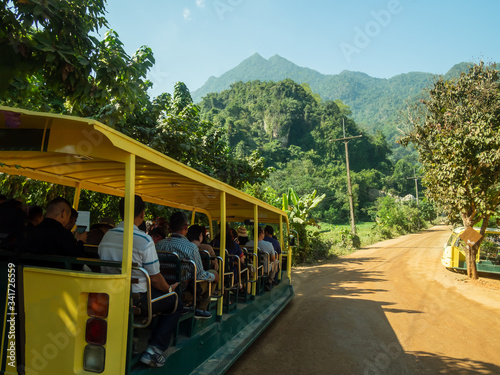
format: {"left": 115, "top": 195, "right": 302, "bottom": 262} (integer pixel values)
{"left": 0, "top": 1, "right": 154, "bottom": 124}
{"left": 0, "top": 174, "right": 73, "bottom": 205}
{"left": 192, "top": 54, "right": 476, "bottom": 156}
{"left": 371, "top": 196, "right": 427, "bottom": 239}
{"left": 337, "top": 227, "right": 361, "bottom": 250}
{"left": 282, "top": 188, "right": 325, "bottom": 263}
{"left": 242, "top": 183, "right": 281, "bottom": 208}
{"left": 401, "top": 62, "right": 500, "bottom": 278}
{"left": 199, "top": 79, "right": 408, "bottom": 224}
{"left": 401, "top": 62, "right": 500, "bottom": 229}
{"left": 1, "top": 2, "right": 270, "bottom": 191}
{"left": 306, "top": 227, "right": 332, "bottom": 261}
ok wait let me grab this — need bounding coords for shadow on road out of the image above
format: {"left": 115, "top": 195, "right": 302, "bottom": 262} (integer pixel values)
{"left": 400, "top": 351, "right": 500, "bottom": 375}
{"left": 228, "top": 247, "right": 500, "bottom": 375}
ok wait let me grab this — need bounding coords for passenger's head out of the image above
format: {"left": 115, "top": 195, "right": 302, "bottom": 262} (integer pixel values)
{"left": 252, "top": 226, "right": 265, "bottom": 241}
{"left": 0, "top": 194, "right": 7, "bottom": 203}
{"left": 28, "top": 205, "right": 44, "bottom": 226}
{"left": 45, "top": 197, "right": 73, "bottom": 227}
{"left": 65, "top": 208, "right": 79, "bottom": 230}
{"left": 264, "top": 225, "right": 274, "bottom": 236}
{"left": 169, "top": 211, "right": 189, "bottom": 234}
{"left": 186, "top": 224, "right": 204, "bottom": 243}
{"left": 119, "top": 195, "right": 146, "bottom": 223}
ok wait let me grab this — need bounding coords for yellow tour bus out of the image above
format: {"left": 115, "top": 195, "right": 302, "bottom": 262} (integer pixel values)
{"left": 441, "top": 226, "right": 500, "bottom": 274}
{"left": 0, "top": 106, "right": 294, "bottom": 374}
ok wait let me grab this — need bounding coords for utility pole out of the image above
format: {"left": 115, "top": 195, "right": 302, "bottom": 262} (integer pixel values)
{"left": 330, "top": 119, "right": 362, "bottom": 235}
{"left": 407, "top": 168, "right": 423, "bottom": 229}
{"left": 406, "top": 168, "right": 422, "bottom": 204}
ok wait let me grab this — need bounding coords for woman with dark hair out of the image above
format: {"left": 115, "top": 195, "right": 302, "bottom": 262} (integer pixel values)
{"left": 149, "top": 217, "right": 169, "bottom": 244}
{"left": 187, "top": 224, "right": 218, "bottom": 272}
{"left": 211, "top": 224, "right": 245, "bottom": 288}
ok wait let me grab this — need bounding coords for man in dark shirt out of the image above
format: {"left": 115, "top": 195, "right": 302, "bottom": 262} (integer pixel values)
{"left": 264, "top": 225, "right": 281, "bottom": 255}
{"left": 25, "top": 197, "right": 86, "bottom": 256}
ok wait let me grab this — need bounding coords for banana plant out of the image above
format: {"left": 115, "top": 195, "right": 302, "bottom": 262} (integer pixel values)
{"left": 282, "top": 188, "right": 325, "bottom": 226}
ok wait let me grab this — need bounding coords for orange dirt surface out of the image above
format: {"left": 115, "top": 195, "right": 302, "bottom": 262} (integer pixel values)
{"left": 227, "top": 225, "right": 500, "bottom": 375}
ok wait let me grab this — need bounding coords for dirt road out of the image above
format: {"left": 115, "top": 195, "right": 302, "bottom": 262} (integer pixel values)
{"left": 227, "top": 225, "right": 500, "bottom": 375}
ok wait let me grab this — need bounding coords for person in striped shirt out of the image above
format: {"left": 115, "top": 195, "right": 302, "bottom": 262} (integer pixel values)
{"left": 156, "top": 212, "right": 219, "bottom": 319}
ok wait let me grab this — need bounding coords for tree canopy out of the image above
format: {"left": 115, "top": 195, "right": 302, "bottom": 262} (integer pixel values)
{"left": 0, "top": 0, "right": 269, "bottom": 192}
{"left": 401, "top": 62, "right": 500, "bottom": 279}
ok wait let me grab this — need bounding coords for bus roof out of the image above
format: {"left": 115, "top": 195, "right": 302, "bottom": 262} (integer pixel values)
{"left": 0, "top": 106, "right": 286, "bottom": 223}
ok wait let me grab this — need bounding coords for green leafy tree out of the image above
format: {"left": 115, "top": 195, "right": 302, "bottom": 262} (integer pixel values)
{"left": 282, "top": 188, "right": 325, "bottom": 263}
{"left": 117, "top": 82, "right": 271, "bottom": 189}
{"left": 0, "top": 2, "right": 273, "bottom": 215}
{"left": 400, "top": 62, "right": 500, "bottom": 279}
{"left": 371, "top": 195, "right": 425, "bottom": 238}
{"left": 0, "top": 1, "right": 154, "bottom": 125}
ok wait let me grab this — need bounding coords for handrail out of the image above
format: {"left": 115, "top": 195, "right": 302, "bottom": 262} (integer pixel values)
{"left": 131, "top": 266, "right": 178, "bottom": 329}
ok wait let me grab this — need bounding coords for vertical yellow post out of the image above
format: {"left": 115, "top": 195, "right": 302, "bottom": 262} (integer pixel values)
{"left": 217, "top": 192, "right": 226, "bottom": 317}
{"left": 209, "top": 219, "right": 214, "bottom": 244}
{"left": 278, "top": 216, "right": 283, "bottom": 281}
{"left": 252, "top": 205, "right": 259, "bottom": 296}
{"left": 286, "top": 217, "right": 292, "bottom": 280}
{"left": 119, "top": 153, "right": 135, "bottom": 369}
{"left": 72, "top": 182, "right": 82, "bottom": 210}
{"left": 191, "top": 210, "right": 196, "bottom": 225}
{"left": 122, "top": 154, "right": 135, "bottom": 280}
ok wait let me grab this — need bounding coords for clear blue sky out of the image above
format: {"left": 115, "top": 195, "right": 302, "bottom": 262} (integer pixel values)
{"left": 103, "top": 0, "right": 500, "bottom": 98}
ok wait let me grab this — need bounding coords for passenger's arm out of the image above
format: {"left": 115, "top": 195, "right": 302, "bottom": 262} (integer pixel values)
{"left": 150, "top": 272, "right": 178, "bottom": 293}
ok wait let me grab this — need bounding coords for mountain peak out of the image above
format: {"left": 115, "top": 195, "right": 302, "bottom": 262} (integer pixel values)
{"left": 269, "top": 54, "right": 285, "bottom": 61}
{"left": 246, "top": 52, "right": 266, "bottom": 61}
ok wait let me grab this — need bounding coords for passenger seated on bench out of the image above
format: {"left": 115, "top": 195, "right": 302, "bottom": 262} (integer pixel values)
{"left": 186, "top": 224, "right": 218, "bottom": 272}
{"left": 212, "top": 225, "right": 246, "bottom": 287}
{"left": 149, "top": 217, "right": 169, "bottom": 244}
{"left": 24, "top": 197, "right": 86, "bottom": 256}
{"left": 26, "top": 205, "right": 44, "bottom": 231}
{"left": 99, "top": 195, "right": 182, "bottom": 368}
{"left": 156, "top": 212, "right": 219, "bottom": 319}
{"left": 237, "top": 226, "right": 249, "bottom": 246}
{"left": 86, "top": 217, "right": 115, "bottom": 246}
{"left": 245, "top": 226, "right": 278, "bottom": 291}
{"left": 0, "top": 198, "right": 27, "bottom": 249}
{"left": 264, "top": 225, "right": 281, "bottom": 257}
{"left": 65, "top": 208, "right": 79, "bottom": 232}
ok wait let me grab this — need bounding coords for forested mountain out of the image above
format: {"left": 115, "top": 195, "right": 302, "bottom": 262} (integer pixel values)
{"left": 198, "top": 79, "right": 419, "bottom": 223}
{"left": 192, "top": 53, "right": 472, "bottom": 147}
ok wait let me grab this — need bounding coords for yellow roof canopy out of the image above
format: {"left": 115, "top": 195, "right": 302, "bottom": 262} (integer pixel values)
{"left": 0, "top": 106, "right": 285, "bottom": 223}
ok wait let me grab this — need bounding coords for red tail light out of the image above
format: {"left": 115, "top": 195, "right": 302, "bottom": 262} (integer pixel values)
{"left": 86, "top": 317, "right": 107, "bottom": 345}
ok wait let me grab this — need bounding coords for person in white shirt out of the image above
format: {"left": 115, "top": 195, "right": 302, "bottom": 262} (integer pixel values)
{"left": 245, "top": 226, "right": 278, "bottom": 291}
{"left": 99, "top": 195, "right": 181, "bottom": 368}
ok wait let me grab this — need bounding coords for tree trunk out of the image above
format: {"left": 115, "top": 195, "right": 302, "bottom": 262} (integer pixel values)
{"left": 462, "top": 214, "right": 490, "bottom": 280}
{"left": 461, "top": 214, "right": 478, "bottom": 280}
{"left": 466, "top": 244, "right": 479, "bottom": 280}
